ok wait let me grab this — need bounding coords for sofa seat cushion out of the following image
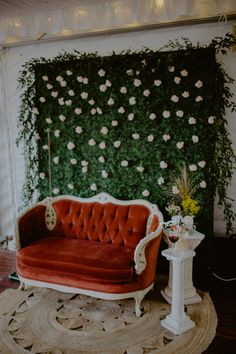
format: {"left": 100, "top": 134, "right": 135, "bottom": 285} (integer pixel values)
{"left": 17, "top": 236, "right": 135, "bottom": 283}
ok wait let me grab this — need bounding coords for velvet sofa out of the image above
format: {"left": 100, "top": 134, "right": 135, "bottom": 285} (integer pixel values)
{"left": 16, "top": 192, "right": 163, "bottom": 316}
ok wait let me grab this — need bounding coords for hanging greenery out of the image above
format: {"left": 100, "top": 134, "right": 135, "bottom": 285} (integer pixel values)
{"left": 17, "top": 34, "right": 236, "bottom": 235}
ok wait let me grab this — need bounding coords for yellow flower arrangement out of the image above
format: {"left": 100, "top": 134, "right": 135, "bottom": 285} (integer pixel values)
{"left": 181, "top": 196, "right": 200, "bottom": 216}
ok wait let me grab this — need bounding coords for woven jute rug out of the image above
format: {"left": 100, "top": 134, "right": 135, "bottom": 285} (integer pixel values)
{"left": 0, "top": 276, "right": 217, "bottom": 354}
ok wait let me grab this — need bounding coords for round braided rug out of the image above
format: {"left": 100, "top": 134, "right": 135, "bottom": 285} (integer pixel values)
{"left": 0, "top": 277, "right": 217, "bottom": 354}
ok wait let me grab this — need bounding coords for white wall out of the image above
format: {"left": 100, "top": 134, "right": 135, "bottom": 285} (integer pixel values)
{"left": 0, "top": 20, "right": 235, "bottom": 238}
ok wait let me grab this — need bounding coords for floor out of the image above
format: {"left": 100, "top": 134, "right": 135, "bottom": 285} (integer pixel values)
{"left": 0, "top": 249, "right": 235, "bottom": 353}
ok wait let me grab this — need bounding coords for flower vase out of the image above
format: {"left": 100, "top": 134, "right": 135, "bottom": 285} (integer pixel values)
{"left": 182, "top": 215, "right": 194, "bottom": 234}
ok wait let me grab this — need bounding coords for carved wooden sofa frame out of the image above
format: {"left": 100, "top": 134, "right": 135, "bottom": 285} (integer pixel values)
{"left": 16, "top": 192, "right": 163, "bottom": 316}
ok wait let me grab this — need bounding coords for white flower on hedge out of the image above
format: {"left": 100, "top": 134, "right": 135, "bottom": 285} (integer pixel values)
{"left": 195, "top": 80, "right": 203, "bottom": 88}
{"left": 67, "top": 142, "right": 75, "bottom": 150}
{"left": 77, "top": 76, "right": 83, "bottom": 82}
{"left": 70, "top": 158, "right": 77, "bottom": 165}
{"left": 121, "top": 160, "right": 128, "bottom": 167}
{"left": 198, "top": 161, "right": 206, "bottom": 168}
{"left": 108, "top": 98, "right": 114, "bottom": 105}
{"left": 118, "top": 106, "right": 125, "bottom": 113}
{"left": 158, "top": 177, "right": 164, "bottom": 185}
{"left": 59, "top": 114, "right": 66, "bottom": 122}
{"left": 90, "top": 183, "right": 97, "bottom": 191}
{"left": 132, "top": 133, "right": 140, "bottom": 140}
{"left": 39, "top": 97, "right": 46, "bottom": 102}
{"left": 129, "top": 97, "right": 136, "bottom": 105}
{"left": 192, "top": 135, "right": 199, "bottom": 143}
{"left": 134, "top": 79, "right": 142, "bottom": 87}
{"left": 39, "top": 172, "right": 45, "bottom": 179}
{"left": 46, "top": 118, "right": 52, "bottom": 124}
{"left": 126, "top": 69, "right": 133, "bottom": 76}
{"left": 81, "top": 92, "right": 88, "bottom": 99}
{"left": 56, "top": 75, "right": 63, "bottom": 82}
{"left": 136, "top": 70, "right": 140, "bottom": 75}
{"left": 66, "top": 70, "right": 72, "bottom": 76}
{"left": 47, "top": 84, "right": 53, "bottom": 89}
{"left": 171, "top": 95, "right": 179, "bottom": 103}
{"left": 195, "top": 96, "right": 203, "bottom": 102}
{"left": 147, "top": 135, "right": 154, "bottom": 142}
{"left": 120, "top": 87, "right": 127, "bottom": 94}
{"left": 102, "top": 170, "right": 108, "bottom": 178}
{"left": 88, "top": 138, "right": 96, "bottom": 146}
{"left": 143, "top": 89, "right": 150, "bottom": 97}
{"left": 105, "top": 79, "right": 111, "bottom": 87}
{"left": 32, "top": 107, "right": 39, "bottom": 115}
{"left": 54, "top": 130, "right": 60, "bottom": 137}
{"left": 91, "top": 108, "right": 96, "bottom": 115}
{"left": 53, "top": 156, "right": 59, "bottom": 164}
{"left": 42, "top": 145, "right": 49, "bottom": 150}
{"left": 189, "top": 164, "right": 197, "bottom": 171}
{"left": 180, "top": 69, "right": 188, "bottom": 76}
{"left": 182, "top": 91, "right": 190, "bottom": 98}
{"left": 97, "top": 107, "right": 102, "bottom": 115}
{"left": 82, "top": 166, "right": 88, "bottom": 173}
{"left": 34, "top": 132, "right": 40, "bottom": 141}
{"left": 99, "top": 141, "right": 106, "bottom": 149}
{"left": 128, "top": 113, "right": 134, "bottom": 121}
{"left": 60, "top": 81, "right": 67, "bottom": 87}
{"left": 88, "top": 99, "right": 95, "bottom": 105}
{"left": 75, "top": 126, "right": 83, "bottom": 134}
{"left": 154, "top": 79, "right": 162, "bottom": 86}
{"left": 98, "top": 69, "right": 105, "bottom": 77}
{"left": 65, "top": 99, "right": 72, "bottom": 106}
{"left": 172, "top": 185, "right": 180, "bottom": 194}
{"left": 81, "top": 160, "right": 88, "bottom": 167}
{"left": 176, "top": 141, "right": 184, "bottom": 149}
{"left": 208, "top": 116, "right": 215, "bottom": 124}
{"left": 149, "top": 113, "right": 156, "bottom": 120}
{"left": 137, "top": 166, "right": 144, "bottom": 173}
{"left": 42, "top": 75, "right": 48, "bottom": 81}
{"left": 98, "top": 156, "right": 105, "bottom": 163}
{"left": 68, "top": 90, "right": 75, "bottom": 96}
{"left": 51, "top": 91, "right": 58, "bottom": 97}
{"left": 53, "top": 188, "right": 60, "bottom": 195}
{"left": 174, "top": 76, "right": 181, "bottom": 84}
{"left": 200, "top": 181, "right": 207, "bottom": 188}
{"left": 142, "top": 190, "right": 150, "bottom": 197}
{"left": 188, "top": 117, "right": 196, "bottom": 125}
{"left": 176, "top": 110, "right": 184, "bottom": 117}
{"left": 101, "top": 126, "right": 108, "bottom": 135}
{"left": 160, "top": 161, "right": 168, "bottom": 169}
{"left": 68, "top": 184, "right": 74, "bottom": 190}
{"left": 163, "top": 134, "right": 171, "bottom": 142}
{"left": 58, "top": 97, "right": 65, "bottom": 105}
{"left": 163, "top": 110, "right": 170, "bottom": 118}
{"left": 168, "top": 66, "right": 175, "bottom": 72}
{"left": 75, "top": 108, "right": 82, "bottom": 115}
{"left": 111, "top": 120, "right": 118, "bottom": 126}
{"left": 83, "top": 77, "right": 88, "bottom": 84}
{"left": 114, "top": 140, "right": 121, "bottom": 148}
{"left": 99, "top": 84, "right": 107, "bottom": 92}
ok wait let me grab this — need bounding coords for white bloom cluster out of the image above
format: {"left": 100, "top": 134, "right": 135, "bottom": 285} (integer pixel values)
{"left": 128, "top": 113, "right": 134, "bottom": 121}
{"left": 101, "top": 126, "right": 108, "bottom": 135}
{"left": 75, "top": 126, "right": 83, "bottom": 134}
{"left": 195, "top": 80, "right": 203, "bottom": 88}
{"left": 149, "top": 113, "right": 156, "bottom": 120}
{"left": 54, "top": 129, "right": 60, "bottom": 137}
{"left": 53, "top": 156, "right": 59, "bottom": 164}
{"left": 67, "top": 142, "right": 75, "bottom": 150}
{"left": 121, "top": 160, "right": 128, "bottom": 167}
{"left": 172, "top": 186, "right": 180, "bottom": 194}
{"left": 68, "top": 90, "right": 75, "bottom": 96}
{"left": 189, "top": 164, "right": 197, "bottom": 171}
{"left": 158, "top": 177, "right": 164, "bottom": 185}
{"left": 90, "top": 183, "right": 97, "bottom": 191}
{"left": 163, "top": 134, "right": 170, "bottom": 142}
{"left": 163, "top": 111, "right": 170, "bottom": 118}
{"left": 39, "top": 172, "right": 45, "bottom": 179}
{"left": 143, "top": 89, "right": 150, "bottom": 97}
{"left": 88, "top": 138, "right": 96, "bottom": 146}
{"left": 171, "top": 95, "right": 179, "bottom": 103}
{"left": 108, "top": 98, "right": 114, "bottom": 105}
{"left": 81, "top": 92, "right": 88, "bottom": 99}
{"left": 118, "top": 107, "right": 125, "bottom": 113}
{"left": 51, "top": 91, "right": 58, "bottom": 97}
{"left": 98, "top": 156, "right": 105, "bottom": 163}
{"left": 142, "top": 190, "right": 150, "bottom": 197}
{"left": 182, "top": 91, "right": 189, "bottom": 98}
{"left": 111, "top": 120, "right": 118, "bottom": 126}
{"left": 147, "top": 135, "right": 154, "bottom": 142}
{"left": 39, "top": 97, "right": 46, "bottom": 103}
{"left": 160, "top": 161, "right": 168, "bottom": 169}
{"left": 75, "top": 108, "right": 82, "bottom": 115}
{"left": 70, "top": 158, "right": 77, "bottom": 165}
{"left": 53, "top": 188, "right": 60, "bottom": 195}
{"left": 174, "top": 76, "right": 181, "bottom": 84}
{"left": 195, "top": 96, "right": 203, "bottom": 102}
{"left": 188, "top": 117, "right": 196, "bottom": 125}
{"left": 176, "top": 110, "right": 184, "bottom": 117}
{"left": 101, "top": 170, "right": 108, "bottom": 178}
{"left": 66, "top": 70, "right": 72, "bottom": 76}
{"left": 200, "top": 181, "right": 207, "bottom": 188}
{"left": 68, "top": 184, "right": 74, "bottom": 190}
{"left": 59, "top": 114, "right": 66, "bottom": 122}
{"left": 120, "top": 87, "right": 127, "bottom": 94}
{"left": 132, "top": 133, "right": 140, "bottom": 140}
{"left": 134, "top": 79, "right": 142, "bottom": 87}
{"left": 154, "top": 79, "right": 162, "bottom": 86}
{"left": 176, "top": 141, "right": 184, "bottom": 149}
{"left": 208, "top": 116, "right": 215, "bottom": 124}
{"left": 98, "top": 69, "right": 105, "bottom": 77}
{"left": 129, "top": 97, "right": 136, "bottom": 105}
{"left": 46, "top": 118, "right": 52, "bottom": 124}
{"left": 198, "top": 161, "right": 206, "bottom": 168}
{"left": 180, "top": 69, "right": 188, "bottom": 77}
{"left": 168, "top": 66, "right": 175, "bottom": 72}
{"left": 114, "top": 140, "right": 121, "bottom": 148}
{"left": 192, "top": 135, "right": 199, "bottom": 143}
{"left": 137, "top": 166, "right": 144, "bottom": 173}
{"left": 89, "top": 99, "right": 95, "bottom": 105}
{"left": 42, "top": 75, "right": 48, "bottom": 81}
{"left": 99, "top": 141, "right": 106, "bottom": 149}
{"left": 47, "top": 84, "right": 53, "bottom": 90}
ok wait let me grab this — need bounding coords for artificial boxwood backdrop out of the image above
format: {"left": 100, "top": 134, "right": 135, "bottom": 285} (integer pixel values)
{"left": 17, "top": 36, "right": 235, "bottom": 240}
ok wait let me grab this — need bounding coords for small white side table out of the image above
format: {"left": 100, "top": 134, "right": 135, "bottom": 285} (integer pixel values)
{"left": 161, "top": 229, "right": 205, "bottom": 305}
{"left": 161, "top": 248, "right": 195, "bottom": 335}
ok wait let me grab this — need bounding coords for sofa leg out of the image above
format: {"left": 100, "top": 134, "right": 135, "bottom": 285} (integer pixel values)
{"left": 134, "top": 293, "right": 144, "bottom": 317}
{"left": 18, "top": 280, "right": 25, "bottom": 290}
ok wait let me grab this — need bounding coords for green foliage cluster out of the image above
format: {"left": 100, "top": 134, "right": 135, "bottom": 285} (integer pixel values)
{"left": 17, "top": 34, "right": 236, "bottom": 235}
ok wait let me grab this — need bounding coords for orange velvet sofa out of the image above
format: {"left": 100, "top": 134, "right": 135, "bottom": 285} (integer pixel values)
{"left": 16, "top": 193, "right": 163, "bottom": 316}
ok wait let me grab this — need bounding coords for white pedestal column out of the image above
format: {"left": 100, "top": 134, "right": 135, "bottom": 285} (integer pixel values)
{"left": 161, "top": 229, "right": 205, "bottom": 305}
{"left": 161, "top": 249, "right": 195, "bottom": 335}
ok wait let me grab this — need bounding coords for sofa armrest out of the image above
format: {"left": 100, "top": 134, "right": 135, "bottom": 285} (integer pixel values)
{"left": 134, "top": 226, "right": 163, "bottom": 275}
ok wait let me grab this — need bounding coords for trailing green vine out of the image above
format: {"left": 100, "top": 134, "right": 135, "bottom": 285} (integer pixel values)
{"left": 17, "top": 33, "right": 236, "bottom": 235}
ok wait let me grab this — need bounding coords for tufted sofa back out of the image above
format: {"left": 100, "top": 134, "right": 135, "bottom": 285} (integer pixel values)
{"left": 52, "top": 200, "right": 151, "bottom": 249}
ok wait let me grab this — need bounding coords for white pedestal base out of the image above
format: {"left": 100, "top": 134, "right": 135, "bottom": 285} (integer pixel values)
{"left": 161, "top": 313, "right": 195, "bottom": 335}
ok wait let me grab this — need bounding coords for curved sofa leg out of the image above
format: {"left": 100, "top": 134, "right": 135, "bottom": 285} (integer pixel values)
{"left": 134, "top": 292, "right": 144, "bottom": 317}
{"left": 18, "top": 280, "right": 25, "bottom": 290}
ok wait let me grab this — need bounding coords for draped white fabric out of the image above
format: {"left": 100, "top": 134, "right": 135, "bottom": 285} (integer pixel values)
{"left": 0, "top": 20, "right": 235, "bottom": 241}
{"left": 0, "top": 0, "right": 235, "bottom": 46}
